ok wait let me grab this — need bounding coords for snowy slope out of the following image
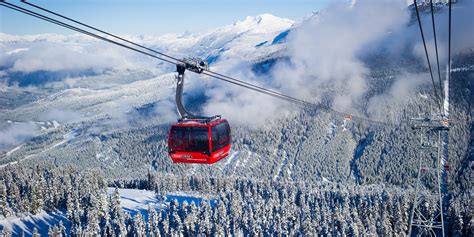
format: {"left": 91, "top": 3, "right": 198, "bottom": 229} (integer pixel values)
{"left": 0, "top": 14, "right": 294, "bottom": 124}
{"left": 107, "top": 188, "right": 163, "bottom": 214}
{"left": 132, "top": 14, "right": 294, "bottom": 61}
{"left": 1, "top": 2, "right": 473, "bottom": 186}
{"left": 0, "top": 211, "right": 69, "bottom": 236}
{"left": 0, "top": 189, "right": 213, "bottom": 235}
{"left": 0, "top": 73, "right": 175, "bottom": 123}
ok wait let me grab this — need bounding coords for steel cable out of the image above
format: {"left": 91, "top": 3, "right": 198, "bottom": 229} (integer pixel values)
{"left": 2, "top": 1, "right": 405, "bottom": 128}
{"left": 429, "top": 0, "right": 445, "bottom": 103}
{"left": 413, "top": 0, "right": 443, "bottom": 113}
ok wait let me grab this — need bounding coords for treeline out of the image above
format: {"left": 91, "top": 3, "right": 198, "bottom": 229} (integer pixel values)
{"left": 0, "top": 165, "right": 106, "bottom": 217}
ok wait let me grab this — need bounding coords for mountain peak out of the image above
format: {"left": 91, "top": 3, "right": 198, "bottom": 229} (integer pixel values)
{"left": 239, "top": 14, "right": 284, "bottom": 25}
{"left": 229, "top": 14, "right": 294, "bottom": 34}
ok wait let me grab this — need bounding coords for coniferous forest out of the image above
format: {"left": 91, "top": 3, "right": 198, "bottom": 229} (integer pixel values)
{"left": 0, "top": 164, "right": 472, "bottom": 236}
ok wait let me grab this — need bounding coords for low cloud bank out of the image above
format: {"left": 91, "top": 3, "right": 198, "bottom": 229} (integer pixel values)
{"left": 0, "top": 123, "right": 37, "bottom": 149}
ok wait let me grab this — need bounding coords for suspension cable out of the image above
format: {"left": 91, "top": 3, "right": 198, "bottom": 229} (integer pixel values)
{"left": 22, "top": 0, "right": 310, "bottom": 110}
{"left": 22, "top": 0, "right": 184, "bottom": 64}
{"left": 429, "top": 0, "right": 445, "bottom": 104}
{"left": 0, "top": 2, "right": 178, "bottom": 65}
{"left": 3, "top": 1, "right": 308, "bottom": 108}
{"left": 413, "top": 0, "right": 443, "bottom": 113}
{"left": 204, "top": 71, "right": 404, "bottom": 128}
{"left": 1, "top": 1, "right": 404, "bottom": 128}
{"left": 447, "top": 0, "right": 452, "bottom": 107}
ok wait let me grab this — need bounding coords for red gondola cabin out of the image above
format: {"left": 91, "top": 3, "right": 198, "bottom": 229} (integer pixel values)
{"left": 168, "top": 119, "right": 231, "bottom": 164}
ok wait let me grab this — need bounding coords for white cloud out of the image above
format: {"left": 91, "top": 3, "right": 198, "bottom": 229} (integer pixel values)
{"left": 367, "top": 71, "right": 430, "bottom": 121}
{"left": 0, "top": 123, "right": 37, "bottom": 149}
{"left": 274, "top": 0, "right": 410, "bottom": 112}
{"left": 201, "top": 60, "right": 294, "bottom": 126}
{"left": 201, "top": 0, "right": 414, "bottom": 126}
{"left": 413, "top": 0, "right": 474, "bottom": 66}
{"left": 1, "top": 1, "right": 472, "bottom": 128}
{"left": 1, "top": 42, "right": 131, "bottom": 73}
{"left": 39, "top": 109, "right": 82, "bottom": 123}
{"left": 153, "top": 99, "right": 178, "bottom": 123}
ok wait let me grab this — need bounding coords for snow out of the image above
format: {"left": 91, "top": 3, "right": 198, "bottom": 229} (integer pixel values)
{"left": 47, "top": 130, "right": 78, "bottom": 150}
{"left": 0, "top": 188, "right": 215, "bottom": 235}
{"left": 227, "top": 14, "right": 294, "bottom": 34}
{"left": 0, "top": 129, "right": 78, "bottom": 168}
{"left": 223, "top": 150, "right": 239, "bottom": 167}
{"left": 342, "top": 120, "right": 348, "bottom": 131}
{"left": 49, "top": 140, "right": 67, "bottom": 150}
{"left": 419, "top": 93, "right": 429, "bottom": 99}
{"left": 325, "top": 122, "right": 337, "bottom": 142}
{"left": 107, "top": 188, "right": 163, "bottom": 214}
{"left": 0, "top": 161, "right": 18, "bottom": 169}
{"left": 443, "top": 66, "right": 449, "bottom": 117}
{"left": 5, "top": 48, "right": 29, "bottom": 55}
{"left": 0, "top": 211, "right": 69, "bottom": 236}
{"left": 0, "top": 13, "right": 294, "bottom": 125}
{"left": 328, "top": 122, "right": 336, "bottom": 136}
{"left": 450, "top": 65, "right": 474, "bottom": 72}
{"left": 52, "top": 121, "right": 60, "bottom": 128}
{"left": 6, "top": 144, "right": 23, "bottom": 157}
{"left": 107, "top": 188, "right": 217, "bottom": 216}
{"left": 440, "top": 64, "right": 450, "bottom": 206}
{"left": 274, "top": 150, "right": 289, "bottom": 181}
{"left": 1, "top": 73, "right": 176, "bottom": 123}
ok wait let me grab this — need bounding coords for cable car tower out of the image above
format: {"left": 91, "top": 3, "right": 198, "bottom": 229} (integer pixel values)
{"left": 409, "top": 0, "right": 453, "bottom": 236}
{"left": 408, "top": 116, "right": 449, "bottom": 237}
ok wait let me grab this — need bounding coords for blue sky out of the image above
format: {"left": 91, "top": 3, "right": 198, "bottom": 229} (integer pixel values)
{"left": 1, "top": 0, "right": 333, "bottom": 35}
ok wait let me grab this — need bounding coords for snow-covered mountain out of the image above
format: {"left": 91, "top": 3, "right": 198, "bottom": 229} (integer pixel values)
{"left": 0, "top": 14, "right": 296, "bottom": 128}
{"left": 0, "top": 2, "right": 472, "bottom": 182}
{"left": 0, "top": 2, "right": 473, "bottom": 235}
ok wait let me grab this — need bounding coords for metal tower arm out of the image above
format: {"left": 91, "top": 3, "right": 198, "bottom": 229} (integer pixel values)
{"left": 175, "top": 63, "right": 216, "bottom": 121}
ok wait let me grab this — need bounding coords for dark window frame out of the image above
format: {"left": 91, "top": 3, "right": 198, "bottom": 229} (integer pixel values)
{"left": 211, "top": 122, "right": 230, "bottom": 152}
{"left": 170, "top": 126, "right": 210, "bottom": 154}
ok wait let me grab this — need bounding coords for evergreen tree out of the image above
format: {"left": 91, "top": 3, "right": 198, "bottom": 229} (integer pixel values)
{"left": 109, "top": 188, "right": 127, "bottom": 236}
{"left": 161, "top": 211, "right": 170, "bottom": 236}
{"left": 32, "top": 228, "right": 39, "bottom": 237}
{"left": 59, "top": 221, "right": 67, "bottom": 237}
{"left": 30, "top": 183, "right": 44, "bottom": 214}
{"left": 53, "top": 225, "right": 60, "bottom": 237}
{"left": 7, "top": 183, "right": 21, "bottom": 213}
{"left": 86, "top": 206, "right": 101, "bottom": 236}
{"left": 170, "top": 200, "right": 183, "bottom": 235}
{"left": 148, "top": 205, "right": 159, "bottom": 237}
{"left": 48, "top": 226, "right": 54, "bottom": 237}
{"left": 134, "top": 212, "right": 147, "bottom": 236}
{"left": 198, "top": 201, "right": 212, "bottom": 235}
{"left": 183, "top": 201, "right": 198, "bottom": 236}
{"left": 66, "top": 192, "right": 74, "bottom": 221}
{"left": 0, "top": 180, "right": 12, "bottom": 217}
